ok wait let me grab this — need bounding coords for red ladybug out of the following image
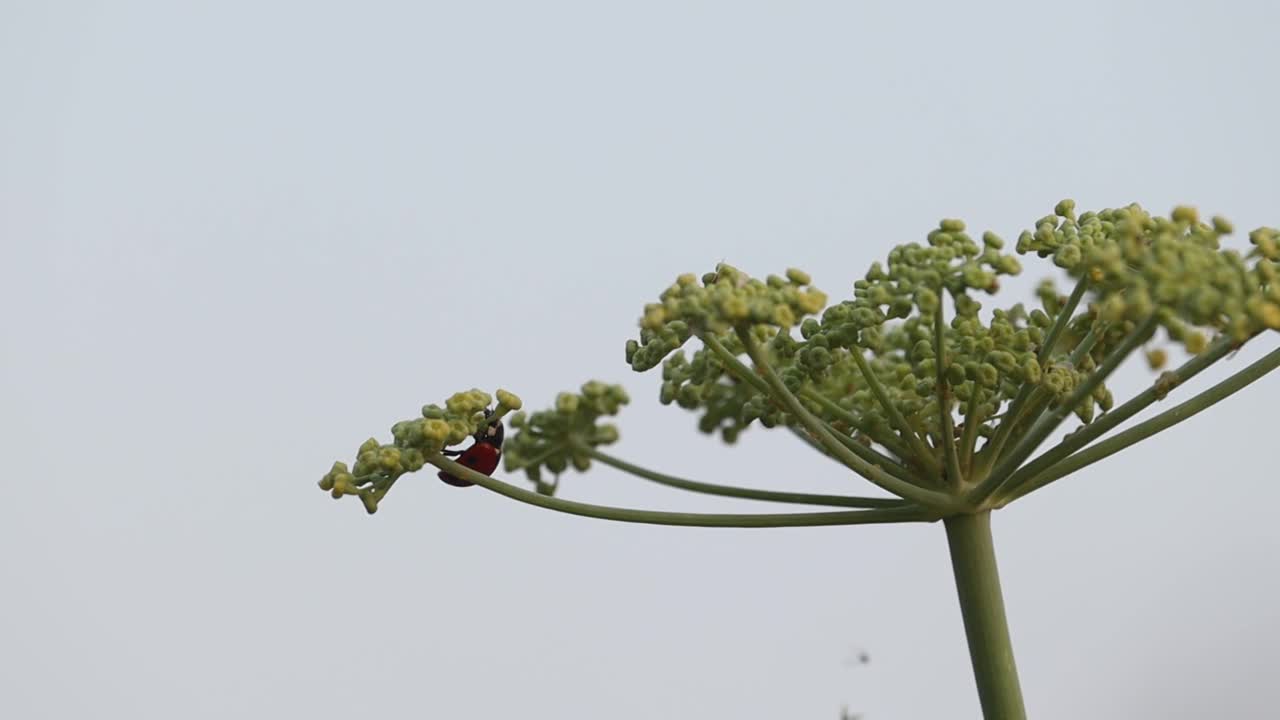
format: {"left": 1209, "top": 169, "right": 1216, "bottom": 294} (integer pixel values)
{"left": 438, "top": 410, "right": 504, "bottom": 487}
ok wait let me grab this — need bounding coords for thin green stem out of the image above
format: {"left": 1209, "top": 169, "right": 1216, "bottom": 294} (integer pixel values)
{"left": 736, "top": 327, "right": 959, "bottom": 510}
{"left": 1066, "top": 323, "right": 1103, "bottom": 365}
{"left": 1003, "top": 343, "right": 1280, "bottom": 503}
{"left": 581, "top": 445, "right": 910, "bottom": 509}
{"left": 798, "top": 387, "right": 915, "bottom": 463}
{"left": 982, "top": 323, "right": 1103, "bottom": 476}
{"left": 1039, "top": 276, "right": 1091, "bottom": 362}
{"left": 935, "top": 302, "right": 964, "bottom": 486}
{"left": 508, "top": 443, "right": 565, "bottom": 472}
{"left": 790, "top": 424, "right": 915, "bottom": 484}
{"left": 789, "top": 424, "right": 837, "bottom": 458}
{"left": 702, "top": 332, "right": 915, "bottom": 481}
{"left": 427, "top": 455, "right": 939, "bottom": 528}
{"left": 848, "top": 349, "right": 941, "bottom": 474}
{"left": 970, "top": 315, "right": 1158, "bottom": 505}
{"left": 959, "top": 387, "right": 983, "bottom": 474}
{"left": 975, "top": 384, "right": 1035, "bottom": 479}
{"left": 975, "top": 279, "right": 1090, "bottom": 477}
{"left": 945, "top": 512, "right": 1026, "bottom": 720}
{"left": 1000, "top": 334, "right": 1242, "bottom": 494}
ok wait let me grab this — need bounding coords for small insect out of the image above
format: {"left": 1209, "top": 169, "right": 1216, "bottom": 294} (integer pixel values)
{"left": 438, "top": 409, "right": 504, "bottom": 487}
{"left": 842, "top": 646, "right": 871, "bottom": 666}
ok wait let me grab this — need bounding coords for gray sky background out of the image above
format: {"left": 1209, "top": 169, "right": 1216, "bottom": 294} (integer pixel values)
{"left": 3, "top": 2, "right": 1278, "bottom": 718}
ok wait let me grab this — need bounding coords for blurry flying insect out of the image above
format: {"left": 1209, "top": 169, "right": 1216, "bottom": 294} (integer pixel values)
{"left": 438, "top": 408, "right": 504, "bottom": 487}
{"left": 842, "top": 646, "right": 871, "bottom": 667}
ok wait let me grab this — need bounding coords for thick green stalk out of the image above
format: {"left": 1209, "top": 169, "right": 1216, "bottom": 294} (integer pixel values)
{"left": 946, "top": 512, "right": 1026, "bottom": 720}
{"left": 1003, "top": 343, "right": 1280, "bottom": 502}
{"left": 580, "top": 445, "right": 909, "bottom": 509}
{"left": 428, "top": 455, "right": 937, "bottom": 527}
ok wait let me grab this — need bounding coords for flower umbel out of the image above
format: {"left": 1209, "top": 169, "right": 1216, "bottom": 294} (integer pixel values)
{"left": 318, "top": 200, "right": 1280, "bottom": 720}
{"left": 318, "top": 388, "right": 522, "bottom": 513}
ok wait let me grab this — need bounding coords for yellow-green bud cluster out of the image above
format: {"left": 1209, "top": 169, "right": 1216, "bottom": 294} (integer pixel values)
{"left": 1015, "top": 201, "right": 1280, "bottom": 349}
{"left": 502, "top": 381, "right": 629, "bottom": 495}
{"left": 628, "top": 206, "right": 1250, "bottom": 463}
{"left": 318, "top": 387, "right": 522, "bottom": 513}
{"left": 659, "top": 331, "right": 781, "bottom": 442}
{"left": 626, "top": 264, "right": 827, "bottom": 372}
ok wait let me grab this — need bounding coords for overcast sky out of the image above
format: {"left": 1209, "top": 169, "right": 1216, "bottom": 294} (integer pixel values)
{"left": 3, "top": 2, "right": 1279, "bottom": 718}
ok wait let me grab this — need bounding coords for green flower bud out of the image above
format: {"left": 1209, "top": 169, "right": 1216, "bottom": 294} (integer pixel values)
{"left": 977, "top": 363, "right": 999, "bottom": 388}
{"left": 921, "top": 286, "right": 942, "bottom": 312}
{"left": 659, "top": 382, "right": 676, "bottom": 405}
{"left": 556, "top": 392, "right": 580, "bottom": 414}
{"left": 496, "top": 389, "right": 522, "bottom": 411}
{"left": 1022, "top": 357, "right": 1042, "bottom": 384}
{"left": 1171, "top": 205, "right": 1199, "bottom": 224}
{"left": 786, "top": 268, "right": 812, "bottom": 285}
{"left": 422, "top": 419, "right": 450, "bottom": 443}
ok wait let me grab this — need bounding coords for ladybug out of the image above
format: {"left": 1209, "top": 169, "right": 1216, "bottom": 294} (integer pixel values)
{"left": 438, "top": 409, "right": 504, "bottom": 487}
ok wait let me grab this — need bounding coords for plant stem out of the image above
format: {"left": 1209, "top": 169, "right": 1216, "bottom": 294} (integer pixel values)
{"left": 736, "top": 327, "right": 960, "bottom": 510}
{"left": 974, "top": 277, "right": 1090, "bottom": 477}
{"left": 1038, "top": 276, "right": 1091, "bottom": 363}
{"left": 935, "top": 302, "right": 964, "bottom": 486}
{"left": 970, "top": 315, "right": 1157, "bottom": 505}
{"left": 427, "top": 455, "right": 938, "bottom": 527}
{"left": 797, "top": 387, "right": 916, "bottom": 464}
{"left": 959, "top": 387, "right": 983, "bottom": 474}
{"left": 945, "top": 512, "right": 1026, "bottom": 720}
{"left": 999, "top": 334, "right": 1243, "bottom": 493}
{"left": 1003, "top": 343, "right": 1280, "bottom": 502}
{"left": 849, "top": 349, "right": 940, "bottom": 473}
{"left": 580, "top": 445, "right": 910, "bottom": 509}
{"left": 701, "top": 332, "right": 917, "bottom": 481}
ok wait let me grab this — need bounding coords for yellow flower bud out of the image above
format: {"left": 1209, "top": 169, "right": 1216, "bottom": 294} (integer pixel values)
{"left": 496, "top": 389, "right": 522, "bottom": 411}
{"left": 785, "top": 268, "right": 812, "bottom": 285}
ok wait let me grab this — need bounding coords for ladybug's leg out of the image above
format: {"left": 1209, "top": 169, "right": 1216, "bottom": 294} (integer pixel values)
{"left": 440, "top": 448, "right": 465, "bottom": 457}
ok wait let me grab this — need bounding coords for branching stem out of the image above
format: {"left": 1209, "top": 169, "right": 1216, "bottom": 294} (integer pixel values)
{"left": 736, "top": 327, "right": 960, "bottom": 510}
{"left": 1003, "top": 343, "right": 1280, "bottom": 502}
{"left": 579, "top": 445, "right": 911, "bottom": 509}
{"left": 427, "top": 455, "right": 939, "bottom": 528}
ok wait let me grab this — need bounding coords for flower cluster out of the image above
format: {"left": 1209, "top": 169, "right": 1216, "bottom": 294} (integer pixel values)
{"left": 318, "top": 388, "right": 522, "bottom": 513}
{"left": 625, "top": 204, "right": 1279, "bottom": 472}
{"left": 501, "top": 381, "right": 629, "bottom": 494}
{"left": 625, "top": 265, "right": 826, "bottom": 372}
{"left": 1016, "top": 201, "right": 1280, "bottom": 349}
